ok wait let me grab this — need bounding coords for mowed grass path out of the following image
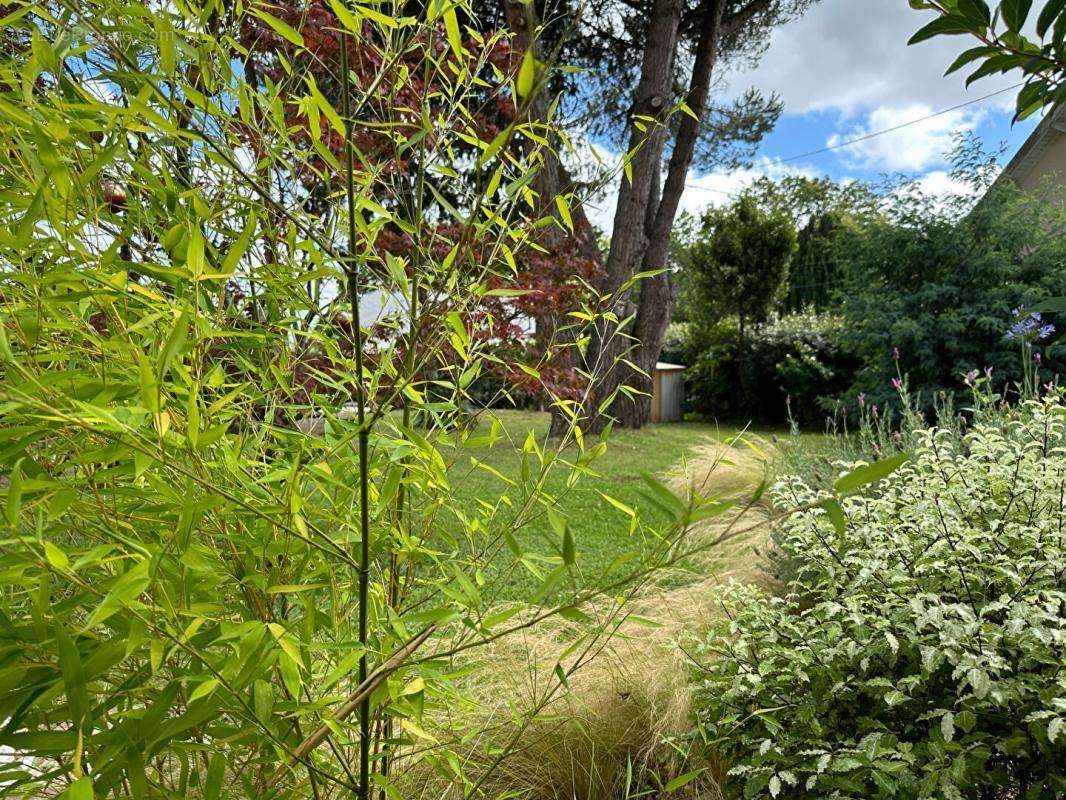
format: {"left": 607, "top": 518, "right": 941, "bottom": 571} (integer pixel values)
{"left": 442, "top": 410, "right": 783, "bottom": 602}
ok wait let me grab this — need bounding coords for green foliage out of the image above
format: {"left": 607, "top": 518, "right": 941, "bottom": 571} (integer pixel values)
{"left": 737, "top": 174, "right": 881, "bottom": 313}
{"left": 837, "top": 174, "right": 1066, "bottom": 415}
{"left": 0, "top": 2, "right": 717, "bottom": 798}
{"left": 908, "top": 0, "right": 1066, "bottom": 119}
{"left": 675, "top": 140, "right": 1066, "bottom": 426}
{"left": 785, "top": 211, "right": 850, "bottom": 312}
{"left": 694, "top": 396, "right": 1066, "bottom": 799}
{"left": 681, "top": 196, "right": 797, "bottom": 331}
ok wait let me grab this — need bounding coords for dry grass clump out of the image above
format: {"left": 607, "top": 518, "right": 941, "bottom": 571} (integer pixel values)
{"left": 473, "top": 633, "right": 698, "bottom": 799}
{"left": 657, "top": 434, "right": 780, "bottom": 593}
{"left": 406, "top": 610, "right": 724, "bottom": 800}
{"left": 661, "top": 436, "right": 773, "bottom": 499}
{"left": 402, "top": 434, "right": 777, "bottom": 799}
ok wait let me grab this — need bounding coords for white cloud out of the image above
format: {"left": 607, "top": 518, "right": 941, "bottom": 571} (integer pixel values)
{"left": 676, "top": 157, "right": 818, "bottom": 215}
{"left": 826, "top": 104, "right": 987, "bottom": 172}
{"left": 913, "top": 169, "right": 975, "bottom": 199}
{"left": 583, "top": 156, "right": 816, "bottom": 232}
{"left": 718, "top": 0, "right": 1042, "bottom": 176}
{"left": 728, "top": 0, "right": 1021, "bottom": 117}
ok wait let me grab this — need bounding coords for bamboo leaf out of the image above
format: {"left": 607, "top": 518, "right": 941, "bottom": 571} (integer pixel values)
{"left": 328, "top": 0, "right": 363, "bottom": 32}
{"left": 188, "top": 678, "right": 219, "bottom": 703}
{"left": 85, "top": 560, "right": 151, "bottom": 629}
{"left": 5, "top": 458, "right": 23, "bottom": 526}
{"left": 137, "top": 352, "right": 159, "bottom": 413}
{"left": 599, "top": 492, "right": 635, "bottom": 517}
{"left": 58, "top": 777, "right": 93, "bottom": 800}
{"left": 56, "top": 627, "right": 89, "bottom": 729}
{"left": 476, "top": 126, "right": 510, "bottom": 168}
{"left": 159, "top": 311, "right": 188, "bottom": 377}
{"left": 443, "top": 3, "right": 462, "bottom": 57}
{"left": 820, "top": 497, "right": 846, "bottom": 539}
{"left": 665, "top": 770, "right": 703, "bottom": 793}
{"left": 554, "top": 194, "right": 573, "bottom": 232}
{"left": 517, "top": 48, "right": 535, "bottom": 98}
{"left": 251, "top": 8, "right": 304, "bottom": 47}
{"left": 834, "top": 454, "right": 909, "bottom": 495}
{"left": 43, "top": 541, "right": 69, "bottom": 571}
{"left": 562, "top": 526, "right": 575, "bottom": 565}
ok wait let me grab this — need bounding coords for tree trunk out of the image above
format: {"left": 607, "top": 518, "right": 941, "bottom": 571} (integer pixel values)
{"left": 513, "top": 0, "right": 772, "bottom": 433}
{"left": 539, "top": 0, "right": 682, "bottom": 435}
{"left": 614, "top": 271, "right": 678, "bottom": 427}
{"left": 599, "top": 0, "right": 681, "bottom": 298}
{"left": 596, "top": 0, "right": 727, "bottom": 429}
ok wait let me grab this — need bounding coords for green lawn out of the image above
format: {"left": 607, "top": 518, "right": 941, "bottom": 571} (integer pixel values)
{"left": 440, "top": 410, "right": 789, "bottom": 602}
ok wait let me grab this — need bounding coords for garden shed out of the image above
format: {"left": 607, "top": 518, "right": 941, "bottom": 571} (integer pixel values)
{"left": 651, "top": 362, "right": 685, "bottom": 422}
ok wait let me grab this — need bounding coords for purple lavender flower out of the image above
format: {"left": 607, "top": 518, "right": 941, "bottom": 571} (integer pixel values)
{"left": 984, "top": 366, "right": 993, "bottom": 379}
{"left": 871, "top": 404, "right": 879, "bottom": 418}
{"left": 892, "top": 347, "right": 900, "bottom": 361}
{"left": 1034, "top": 352, "right": 1042, "bottom": 366}
{"left": 857, "top": 392, "right": 866, "bottom": 408}
{"left": 964, "top": 370, "right": 977, "bottom": 386}
{"left": 891, "top": 377, "right": 902, "bottom": 391}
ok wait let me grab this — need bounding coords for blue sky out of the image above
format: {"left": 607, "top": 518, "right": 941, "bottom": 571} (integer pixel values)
{"left": 587, "top": 0, "right": 1047, "bottom": 226}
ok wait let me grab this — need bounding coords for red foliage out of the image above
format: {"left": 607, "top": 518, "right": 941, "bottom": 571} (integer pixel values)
{"left": 237, "top": 2, "right": 515, "bottom": 191}
{"left": 236, "top": 1, "right": 597, "bottom": 406}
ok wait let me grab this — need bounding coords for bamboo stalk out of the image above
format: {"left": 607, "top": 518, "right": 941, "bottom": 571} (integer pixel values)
{"left": 267, "top": 625, "right": 437, "bottom": 789}
{"left": 338, "top": 28, "right": 373, "bottom": 800}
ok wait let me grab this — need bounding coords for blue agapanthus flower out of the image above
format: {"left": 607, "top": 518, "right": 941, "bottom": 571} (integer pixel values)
{"left": 1006, "top": 307, "right": 1056, "bottom": 342}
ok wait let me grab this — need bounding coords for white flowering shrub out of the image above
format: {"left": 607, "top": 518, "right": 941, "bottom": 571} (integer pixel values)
{"left": 694, "top": 397, "right": 1066, "bottom": 799}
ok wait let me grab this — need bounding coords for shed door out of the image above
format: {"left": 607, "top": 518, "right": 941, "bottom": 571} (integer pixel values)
{"left": 660, "top": 372, "right": 683, "bottom": 421}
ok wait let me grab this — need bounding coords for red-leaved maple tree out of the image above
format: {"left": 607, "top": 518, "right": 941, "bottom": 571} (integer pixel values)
{"left": 235, "top": 1, "right": 598, "bottom": 409}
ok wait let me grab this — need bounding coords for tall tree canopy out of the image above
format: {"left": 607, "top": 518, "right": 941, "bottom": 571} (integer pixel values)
{"left": 682, "top": 194, "right": 795, "bottom": 362}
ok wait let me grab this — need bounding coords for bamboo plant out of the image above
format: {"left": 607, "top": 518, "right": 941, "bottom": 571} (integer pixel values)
{"left": 0, "top": 0, "right": 808, "bottom": 797}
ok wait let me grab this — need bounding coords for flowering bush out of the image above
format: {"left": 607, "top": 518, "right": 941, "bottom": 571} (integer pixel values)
{"left": 693, "top": 396, "right": 1066, "bottom": 799}
{"left": 670, "top": 311, "right": 858, "bottom": 424}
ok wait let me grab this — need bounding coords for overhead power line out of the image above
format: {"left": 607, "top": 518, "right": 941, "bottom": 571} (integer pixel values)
{"left": 773, "top": 82, "right": 1024, "bottom": 165}
{"left": 683, "top": 81, "right": 1026, "bottom": 196}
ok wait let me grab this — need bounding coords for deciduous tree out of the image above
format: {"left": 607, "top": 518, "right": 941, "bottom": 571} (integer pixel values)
{"left": 682, "top": 194, "right": 796, "bottom": 398}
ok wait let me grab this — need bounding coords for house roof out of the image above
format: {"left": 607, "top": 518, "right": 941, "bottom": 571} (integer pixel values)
{"left": 997, "top": 103, "right": 1066, "bottom": 188}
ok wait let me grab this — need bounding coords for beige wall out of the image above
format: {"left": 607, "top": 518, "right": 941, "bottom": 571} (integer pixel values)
{"left": 1000, "top": 107, "right": 1066, "bottom": 202}
{"left": 1013, "top": 133, "right": 1066, "bottom": 195}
